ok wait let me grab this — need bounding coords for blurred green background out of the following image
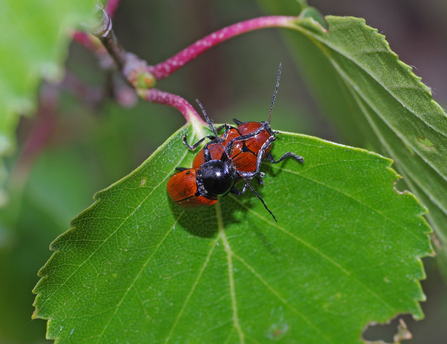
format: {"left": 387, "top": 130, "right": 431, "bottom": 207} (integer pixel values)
{"left": 1, "top": 0, "right": 446, "bottom": 343}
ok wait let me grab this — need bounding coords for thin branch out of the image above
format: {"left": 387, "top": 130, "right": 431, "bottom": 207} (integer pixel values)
{"left": 91, "top": 5, "right": 127, "bottom": 71}
{"left": 86, "top": 8, "right": 301, "bottom": 123}
{"left": 10, "top": 83, "right": 59, "bottom": 201}
{"left": 147, "top": 16, "right": 298, "bottom": 80}
{"left": 88, "top": 5, "right": 204, "bottom": 123}
{"left": 90, "top": 6, "right": 155, "bottom": 90}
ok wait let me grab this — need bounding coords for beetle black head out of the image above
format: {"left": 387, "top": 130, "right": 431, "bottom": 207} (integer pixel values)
{"left": 200, "top": 160, "right": 236, "bottom": 196}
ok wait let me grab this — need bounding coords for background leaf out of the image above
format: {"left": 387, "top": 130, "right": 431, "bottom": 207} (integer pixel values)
{"left": 0, "top": 98, "right": 185, "bottom": 343}
{"left": 33, "top": 125, "right": 431, "bottom": 343}
{"left": 0, "top": 0, "right": 97, "bottom": 199}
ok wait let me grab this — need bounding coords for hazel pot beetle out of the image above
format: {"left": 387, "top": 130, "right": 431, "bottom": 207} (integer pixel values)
{"left": 167, "top": 64, "right": 303, "bottom": 221}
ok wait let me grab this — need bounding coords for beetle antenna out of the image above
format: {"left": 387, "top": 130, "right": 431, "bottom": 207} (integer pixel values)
{"left": 196, "top": 99, "right": 218, "bottom": 138}
{"left": 243, "top": 178, "right": 277, "bottom": 222}
{"left": 268, "top": 63, "right": 281, "bottom": 124}
{"left": 197, "top": 99, "right": 233, "bottom": 162}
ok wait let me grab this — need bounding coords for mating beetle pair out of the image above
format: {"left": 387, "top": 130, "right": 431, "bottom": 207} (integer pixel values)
{"left": 167, "top": 64, "right": 303, "bottom": 221}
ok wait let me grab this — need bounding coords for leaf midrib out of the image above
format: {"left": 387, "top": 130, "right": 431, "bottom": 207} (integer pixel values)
{"left": 325, "top": 52, "right": 447, "bottom": 182}
{"left": 293, "top": 18, "right": 447, "bottom": 180}
{"left": 299, "top": 17, "right": 446, "bottom": 133}
{"left": 345, "top": 81, "right": 447, "bottom": 217}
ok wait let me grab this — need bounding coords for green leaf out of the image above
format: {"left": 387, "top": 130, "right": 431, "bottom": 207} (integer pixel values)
{"left": 0, "top": 98, "right": 174, "bottom": 343}
{"left": 0, "top": 0, "right": 97, "bottom": 201}
{"left": 259, "top": 6, "right": 447, "bottom": 279}
{"left": 33, "top": 124, "right": 431, "bottom": 343}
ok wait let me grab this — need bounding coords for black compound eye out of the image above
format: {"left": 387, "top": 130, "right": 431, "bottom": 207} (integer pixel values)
{"left": 200, "top": 160, "right": 235, "bottom": 196}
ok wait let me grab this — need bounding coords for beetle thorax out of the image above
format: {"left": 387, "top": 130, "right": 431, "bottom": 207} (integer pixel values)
{"left": 200, "top": 160, "right": 236, "bottom": 196}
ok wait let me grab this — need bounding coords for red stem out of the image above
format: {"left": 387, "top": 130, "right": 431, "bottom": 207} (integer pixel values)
{"left": 147, "top": 16, "right": 298, "bottom": 80}
{"left": 13, "top": 84, "right": 58, "bottom": 185}
{"left": 73, "top": 14, "right": 300, "bottom": 124}
{"left": 72, "top": 31, "right": 95, "bottom": 50}
{"left": 105, "top": 0, "right": 122, "bottom": 19}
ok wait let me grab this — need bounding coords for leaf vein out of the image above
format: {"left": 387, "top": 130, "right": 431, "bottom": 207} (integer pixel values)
{"left": 232, "top": 253, "right": 335, "bottom": 344}
{"left": 279, "top": 166, "right": 428, "bottom": 246}
{"left": 230, "top": 195, "right": 398, "bottom": 314}
{"left": 95, "top": 219, "right": 176, "bottom": 343}
{"left": 217, "top": 202, "right": 245, "bottom": 344}
{"left": 164, "top": 238, "right": 218, "bottom": 343}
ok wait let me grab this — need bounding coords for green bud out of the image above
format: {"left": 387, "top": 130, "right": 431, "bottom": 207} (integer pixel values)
{"left": 137, "top": 72, "right": 156, "bottom": 89}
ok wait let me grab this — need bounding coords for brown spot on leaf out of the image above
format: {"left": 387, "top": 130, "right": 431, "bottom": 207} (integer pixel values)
{"left": 417, "top": 136, "right": 435, "bottom": 148}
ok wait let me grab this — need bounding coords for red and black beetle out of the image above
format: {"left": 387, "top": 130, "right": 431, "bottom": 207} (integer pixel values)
{"left": 167, "top": 64, "right": 303, "bottom": 221}
{"left": 166, "top": 155, "right": 240, "bottom": 209}
{"left": 167, "top": 112, "right": 258, "bottom": 214}
{"left": 189, "top": 64, "right": 303, "bottom": 179}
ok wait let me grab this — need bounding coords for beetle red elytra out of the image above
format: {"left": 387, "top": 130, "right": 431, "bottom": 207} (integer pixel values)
{"left": 167, "top": 64, "right": 303, "bottom": 221}
{"left": 166, "top": 168, "right": 218, "bottom": 208}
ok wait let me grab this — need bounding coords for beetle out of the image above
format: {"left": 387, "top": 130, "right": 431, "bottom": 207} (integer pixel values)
{"left": 186, "top": 63, "right": 303, "bottom": 182}
{"left": 167, "top": 63, "right": 303, "bottom": 221}
{"left": 167, "top": 149, "right": 263, "bottom": 212}
{"left": 167, "top": 152, "right": 239, "bottom": 209}
{"left": 167, "top": 106, "right": 272, "bottom": 216}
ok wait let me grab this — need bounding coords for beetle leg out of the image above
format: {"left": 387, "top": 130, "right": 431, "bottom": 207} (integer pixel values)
{"left": 203, "top": 144, "right": 212, "bottom": 162}
{"left": 214, "top": 124, "right": 229, "bottom": 133}
{"left": 230, "top": 184, "right": 247, "bottom": 195}
{"left": 182, "top": 135, "right": 205, "bottom": 150}
{"left": 234, "top": 174, "right": 277, "bottom": 222}
{"left": 183, "top": 134, "right": 218, "bottom": 151}
{"left": 232, "top": 118, "right": 244, "bottom": 125}
{"left": 239, "top": 135, "right": 276, "bottom": 180}
{"left": 255, "top": 172, "right": 265, "bottom": 185}
{"left": 224, "top": 127, "right": 266, "bottom": 157}
{"left": 267, "top": 152, "right": 304, "bottom": 164}
{"left": 221, "top": 123, "right": 235, "bottom": 139}
{"left": 175, "top": 167, "right": 189, "bottom": 172}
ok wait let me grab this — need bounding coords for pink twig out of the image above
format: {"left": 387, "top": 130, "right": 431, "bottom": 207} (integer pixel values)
{"left": 105, "top": 0, "right": 122, "bottom": 19}
{"left": 80, "top": 13, "right": 300, "bottom": 123}
{"left": 140, "top": 89, "right": 205, "bottom": 125}
{"left": 147, "top": 16, "right": 298, "bottom": 80}
{"left": 13, "top": 83, "right": 58, "bottom": 186}
{"left": 72, "top": 31, "right": 96, "bottom": 50}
